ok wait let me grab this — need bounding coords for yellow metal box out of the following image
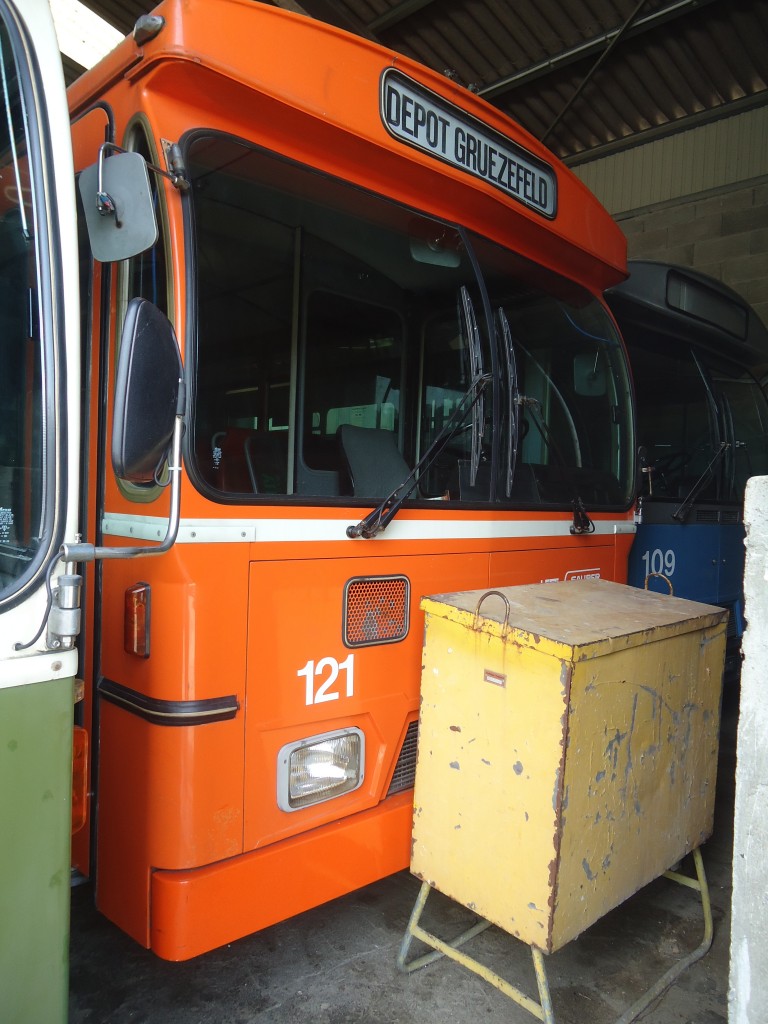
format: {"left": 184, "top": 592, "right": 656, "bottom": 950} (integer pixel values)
{"left": 412, "top": 579, "right": 727, "bottom": 954}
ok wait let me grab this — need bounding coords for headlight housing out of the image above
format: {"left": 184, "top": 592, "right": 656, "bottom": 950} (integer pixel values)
{"left": 277, "top": 728, "right": 365, "bottom": 811}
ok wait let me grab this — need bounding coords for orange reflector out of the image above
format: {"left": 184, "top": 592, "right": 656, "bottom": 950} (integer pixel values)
{"left": 72, "top": 726, "right": 88, "bottom": 835}
{"left": 124, "top": 582, "right": 151, "bottom": 658}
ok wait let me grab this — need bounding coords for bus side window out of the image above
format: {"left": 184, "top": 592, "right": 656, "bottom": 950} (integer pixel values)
{"left": 123, "top": 123, "right": 169, "bottom": 316}
{"left": 113, "top": 123, "right": 171, "bottom": 498}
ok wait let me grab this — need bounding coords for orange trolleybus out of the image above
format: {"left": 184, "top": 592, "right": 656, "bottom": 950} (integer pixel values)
{"left": 65, "top": 0, "right": 635, "bottom": 960}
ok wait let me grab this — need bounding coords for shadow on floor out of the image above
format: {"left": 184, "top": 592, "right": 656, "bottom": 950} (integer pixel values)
{"left": 69, "top": 702, "right": 737, "bottom": 1024}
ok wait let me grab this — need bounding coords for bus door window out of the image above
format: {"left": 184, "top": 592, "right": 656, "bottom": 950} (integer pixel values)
{"left": 122, "top": 123, "right": 169, "bottom": 317}
{"left": 109, "top": 123, "right": 171, "bottom": 499}
{"left": 0, "top": 20, "right": 48, "bottom": 598}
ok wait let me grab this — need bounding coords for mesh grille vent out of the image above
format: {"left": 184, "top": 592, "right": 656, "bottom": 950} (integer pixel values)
{"left": 344, "top": 575, "right": 409, "bottom": 647}
{"left": 725, "top": 605, "right": 738, "bottom": 639}
{"left": 694, "top": 508, "right": 742, "bottom": 525}
{"left": 387, "top": 720, "right": 419, "bottom": 796}
{"left": 695, "top": 509, "right": 719, "bottom": 524}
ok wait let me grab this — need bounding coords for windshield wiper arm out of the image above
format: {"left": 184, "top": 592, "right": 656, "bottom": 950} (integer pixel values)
{"left": 518, "top": 394, "right": 595, "bottom": 535}
{"left": 346, "top": 372, "right": 491, "bottom": 539}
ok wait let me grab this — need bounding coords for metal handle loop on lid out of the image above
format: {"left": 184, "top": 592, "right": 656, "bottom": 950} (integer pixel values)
{"left": 473, "top": 589, "right": 511, "bottom": 632}
{"left": 644, "top": 572, "right": 674, "bottom": 595}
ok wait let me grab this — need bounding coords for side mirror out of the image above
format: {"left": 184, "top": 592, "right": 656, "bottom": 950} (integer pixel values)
{"left": 112, "top": 298, "right": 183, "bottom": 485}
{"left": 78, "top": 151, "right": 159, "bottom": 262}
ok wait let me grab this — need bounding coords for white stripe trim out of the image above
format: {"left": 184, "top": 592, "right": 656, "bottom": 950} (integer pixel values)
{"left": 0, "top": 649, "right": 78, "bottom": 690}
{"left": 102, "top": 512, "right": 635, "bottom": 544}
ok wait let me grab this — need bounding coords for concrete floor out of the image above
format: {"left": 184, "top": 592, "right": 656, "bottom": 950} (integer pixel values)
{"left": 68, "top": 699, "right": 737, "bottom": 1024}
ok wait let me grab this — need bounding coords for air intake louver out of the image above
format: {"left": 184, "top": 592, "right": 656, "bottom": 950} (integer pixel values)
{"left": 343, "top": 575, "right": 410, "bottom": 647}
{"left": 387, "top": 720, "right": 419, "bottom": 795}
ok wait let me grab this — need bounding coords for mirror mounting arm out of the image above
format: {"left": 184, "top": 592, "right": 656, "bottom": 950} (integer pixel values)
{"left": 61, "top": 392, "right": 184, "bottom": 565}
{"left": 96, "top": 141, "right": 189, "bottom": 221}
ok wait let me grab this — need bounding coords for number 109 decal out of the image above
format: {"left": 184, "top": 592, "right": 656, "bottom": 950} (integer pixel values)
{"left": 641, "top": 548, "right": 676, "bottom": 577}
{"left": 298, "top": 655, "right": 355, "bottom": 705}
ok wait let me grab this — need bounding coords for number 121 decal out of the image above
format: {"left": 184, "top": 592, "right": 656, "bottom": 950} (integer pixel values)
{"left": 298, "top": 655, "right": 355, "bottom": 705}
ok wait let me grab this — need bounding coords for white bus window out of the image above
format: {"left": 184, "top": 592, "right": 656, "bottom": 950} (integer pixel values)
{"left": 0, "top": 18, "right": 49, "bottom": 598}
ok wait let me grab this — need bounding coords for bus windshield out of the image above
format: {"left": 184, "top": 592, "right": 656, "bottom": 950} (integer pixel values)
{"left": 187, "top": 132, "right": 633, "bottom": 508}
{"left": 631, "top": 340, "right": 768, "bottom": 502}
{"left": 630, "top": 341, "right": 720, "bottom": 500}
{"left": 703, "top": 354, "right": 768, "bottom": 496}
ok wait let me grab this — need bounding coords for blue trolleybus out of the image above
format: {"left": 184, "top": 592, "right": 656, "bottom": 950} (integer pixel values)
{"left": 606, "top": 260, "right": 768, "bottom": 680}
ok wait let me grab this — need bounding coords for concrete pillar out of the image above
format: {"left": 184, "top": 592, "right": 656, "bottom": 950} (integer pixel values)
{"left": 729, "top": 475, "right": 768, "bottom": 1020}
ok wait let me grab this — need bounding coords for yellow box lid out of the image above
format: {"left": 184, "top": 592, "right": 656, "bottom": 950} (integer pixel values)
{"left": 420, "top": 579, "right": 728, "bottom": 660}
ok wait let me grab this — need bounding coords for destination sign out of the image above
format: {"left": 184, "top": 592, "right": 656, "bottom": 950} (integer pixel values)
{"left": 381, "top": 69, "right": 557, "bottom": 218}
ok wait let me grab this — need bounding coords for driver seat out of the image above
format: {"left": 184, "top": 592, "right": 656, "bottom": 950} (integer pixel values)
{"left": 338, "top": 425, "right": 411, "bottom": 498}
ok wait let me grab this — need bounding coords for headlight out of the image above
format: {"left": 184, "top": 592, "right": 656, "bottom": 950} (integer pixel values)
{"left": 277, "top": 728, "right": 365, "bottom": 811}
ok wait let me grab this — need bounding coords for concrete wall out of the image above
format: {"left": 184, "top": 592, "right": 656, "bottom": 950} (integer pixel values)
{"left": 729, "top": 475, "right": 768, "bottom": 1022}
{"left": 575, "top": 105, "right": 768, "bottom": 219}
{"left": 573, "top": 105, "right": 768, "bottom": 329}
{"left": 617, "top": 178, "right": 768, "bottom": 331}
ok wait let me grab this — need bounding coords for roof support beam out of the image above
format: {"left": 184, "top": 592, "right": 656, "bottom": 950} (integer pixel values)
{"left": 270, "top": 0, "right": 374, "bottom": 37}
{"left": 478, "top": 0, "right": 718, "bottom": 102}
{"left": 269, "top": 0, "right": 311, "bottom": 13}
{"left": 367, "top": 0, "right": 439, "bottom": 34}
{"left": 542, "top": 0, "right": 651, "bottom": 144}
{"left": 565, "top": 91, "right": 768, "bottom": 167}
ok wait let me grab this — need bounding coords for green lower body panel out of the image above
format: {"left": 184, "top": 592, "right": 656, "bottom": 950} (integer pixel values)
{"left": 0, "top": 676, "right": 74, "bottom": 1024}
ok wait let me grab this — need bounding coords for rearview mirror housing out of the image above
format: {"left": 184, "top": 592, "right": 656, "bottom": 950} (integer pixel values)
{"left": 78, "top": 151, "right": 159, "bottom": 262}
{"left": 112, "top": 298, "right": 183, "bottom": 485}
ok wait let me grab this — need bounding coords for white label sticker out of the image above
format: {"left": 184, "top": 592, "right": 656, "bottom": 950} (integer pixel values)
{"left": 381, "top": 70, "right": 557, "bottom": 218}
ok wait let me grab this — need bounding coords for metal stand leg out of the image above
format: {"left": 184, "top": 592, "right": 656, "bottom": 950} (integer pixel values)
{"left": 397, "top": 848, "right": 713, "bottom": 1024}
{"left": 397, "top": 880, "right": 555, "bottom": 1023}
{"left": 614, "top": 847, "right": 713, "bottom": 1024}
{"left": 397, "top": 881, "right": 494, "bottom": 974}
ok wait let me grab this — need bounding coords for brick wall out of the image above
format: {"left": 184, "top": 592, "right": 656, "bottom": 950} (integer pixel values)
{"left": 616, "top": 176, "right": 768, "bottom": 330}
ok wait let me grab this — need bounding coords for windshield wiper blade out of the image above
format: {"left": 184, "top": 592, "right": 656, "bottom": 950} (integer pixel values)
{"left": 497, "top": 308, "right": 520, "bottom": 497}
{"left": 461, "top": 286, "right": 485, "bottom": 488}
{"left": 672, "top": 441, "right": 729, "bottom": 523}
{"left": 346, "top": 372, "right": 491, "bottom": 539}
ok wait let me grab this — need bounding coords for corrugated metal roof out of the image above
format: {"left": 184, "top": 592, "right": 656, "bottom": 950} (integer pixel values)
{"left": 77, "top": 0, "right": 768, "bottom": 164}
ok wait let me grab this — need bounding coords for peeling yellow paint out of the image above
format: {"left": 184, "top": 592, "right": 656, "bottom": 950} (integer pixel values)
{"left": 411, "top": 579, "right": 727, "bottom": 953}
